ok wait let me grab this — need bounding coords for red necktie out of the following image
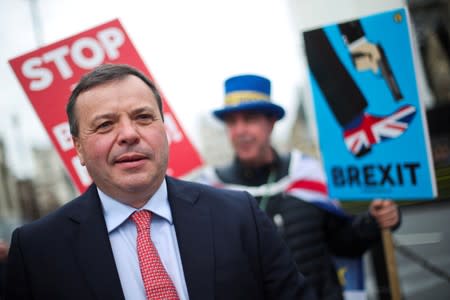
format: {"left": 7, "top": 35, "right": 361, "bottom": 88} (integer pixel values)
{"left": 131, "top": 210, "right": 179, "bottom": 300}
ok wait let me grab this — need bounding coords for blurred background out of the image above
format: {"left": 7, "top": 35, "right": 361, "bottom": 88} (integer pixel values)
{"left": 0, "top": 0, "right": 449, "bottom": 299}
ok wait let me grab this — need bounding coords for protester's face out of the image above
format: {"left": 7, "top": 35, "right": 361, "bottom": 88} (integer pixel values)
{"left": 224, "top": 111, "right": 275, "bottom": 166}
{"left": 73, "top": 75, "right": 168, "bottom": 206}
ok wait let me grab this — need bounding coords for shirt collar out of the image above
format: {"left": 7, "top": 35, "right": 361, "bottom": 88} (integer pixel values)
{"left": 98, "top": 179, "right": 172, "bottom": 233}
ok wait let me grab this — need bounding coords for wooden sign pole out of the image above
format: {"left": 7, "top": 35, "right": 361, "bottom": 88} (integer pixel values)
{"left": 382, "top": 228, "right": 401, "bottom": 300}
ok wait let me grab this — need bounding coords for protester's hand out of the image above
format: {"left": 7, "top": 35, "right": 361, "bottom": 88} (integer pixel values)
{"left": 0, "top": 239, "right": 9, "bottom": 261}
{"left": 350, "top": 41, "right": 381, "bottom": 74}
{"left": 369, "top": 199, "right": 399, "bottom": 229}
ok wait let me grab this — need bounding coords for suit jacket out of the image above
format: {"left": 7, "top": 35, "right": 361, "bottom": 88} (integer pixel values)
{"left": 5, "top": 177, "right": 314, "bottom": 300}
{"left": 0, "top": 261, "right": 5, "bottom": 300}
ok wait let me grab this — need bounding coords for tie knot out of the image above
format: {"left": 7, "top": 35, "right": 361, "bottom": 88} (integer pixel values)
{"left": 131, "top": 210, "right": 152, "bottom": 231}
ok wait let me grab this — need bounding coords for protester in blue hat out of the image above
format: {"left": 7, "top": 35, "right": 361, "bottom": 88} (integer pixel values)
{"left": 197, "top": 73, "right": 401, "bottom": 300}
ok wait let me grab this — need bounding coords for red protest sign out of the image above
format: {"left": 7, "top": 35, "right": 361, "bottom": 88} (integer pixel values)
{"left": 9, "top": 19, "right": 203, "bottom": 193}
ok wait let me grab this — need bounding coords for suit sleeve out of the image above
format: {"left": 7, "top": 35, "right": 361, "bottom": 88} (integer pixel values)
{"left": 303, "top": 27, "right": 367, "bottom": 127}
{"left": 338, "top": 20, "right": 365, "bottom": 44}
{"left": 324, "top": 210, "right": 382, "bottom": 257}
{"left": 5, "top": 228, "right": 33, "bottom": 300}
{"left": 247, "top": 193, "right": 317, "bottom": 299}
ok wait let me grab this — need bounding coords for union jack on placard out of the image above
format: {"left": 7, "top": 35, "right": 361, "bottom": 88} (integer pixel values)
{"left": 344, "top": 105, "right": 416, "bottom": 156}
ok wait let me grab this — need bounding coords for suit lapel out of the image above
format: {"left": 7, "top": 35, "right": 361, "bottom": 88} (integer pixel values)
{"left": 71, "top": 185, "right": 125, "bottom": 300}
{"left": 167, "top": 177, "right": 215, "bottom": 300}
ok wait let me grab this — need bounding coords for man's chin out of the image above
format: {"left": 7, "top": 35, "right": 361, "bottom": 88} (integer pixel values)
{"left": 238, "top": 155, "right": 259, "bottom": 165}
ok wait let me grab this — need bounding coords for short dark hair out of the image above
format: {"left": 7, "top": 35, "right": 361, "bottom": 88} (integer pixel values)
{"left": 66, "top": 64, "right": 164, "bottom": 137}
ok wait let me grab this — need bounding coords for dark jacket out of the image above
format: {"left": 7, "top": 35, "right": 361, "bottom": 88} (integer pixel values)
{"left": 0, "top": 261, "right": 6, "bottom": 300}
{"left": 5, "top": 177, "right": 314, "bottom": 300}
{"left": 215, "top": 151, "right": 386, "bottom": 300}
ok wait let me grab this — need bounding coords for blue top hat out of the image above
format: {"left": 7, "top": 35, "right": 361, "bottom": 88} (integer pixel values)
{"left": 213, "top": 74, "right": 285, "bottom": 121}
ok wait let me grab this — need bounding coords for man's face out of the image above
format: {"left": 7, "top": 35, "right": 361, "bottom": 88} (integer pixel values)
{"left": 73, "top": 75, "right": 168, "bottom": 206}
{"left": 224, "top": 111, "right": 275, "bottom": 166}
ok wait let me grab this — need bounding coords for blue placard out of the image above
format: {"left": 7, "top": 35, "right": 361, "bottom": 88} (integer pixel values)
{"left": 303, "top": 8, "right": 437, "bottom": 200}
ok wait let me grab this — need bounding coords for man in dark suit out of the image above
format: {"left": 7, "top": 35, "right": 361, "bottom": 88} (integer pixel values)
{"left": 5, "top": 64, "right": 313, "bottom": 300}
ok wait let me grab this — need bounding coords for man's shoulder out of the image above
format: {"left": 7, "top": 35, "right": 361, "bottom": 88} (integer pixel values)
{"left": 14, "top": 186, "right": 95, "bottom": 237}
{"left": 167, "top": 176, "right": 255, "bottom": 210}
{"left": 168, "top": 176, "right": 250, "bottom": 198}
{"left": 215, "top": 163, "right": 235, "bottom": 183}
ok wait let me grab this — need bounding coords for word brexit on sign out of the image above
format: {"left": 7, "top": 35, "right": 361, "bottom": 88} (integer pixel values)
{"left": 9, "top": 19, "right": 203, "bottom": 193}
{"left": 331, "top": 162, "right": 420, "bottom": 187}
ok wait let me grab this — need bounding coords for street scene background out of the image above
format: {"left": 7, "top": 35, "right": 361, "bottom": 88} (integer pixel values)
{"left": 1, "top": 0, "right": 449, "bottom": 299}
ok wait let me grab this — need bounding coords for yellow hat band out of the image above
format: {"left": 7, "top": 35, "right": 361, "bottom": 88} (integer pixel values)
{"left": 225, "top": 91, "right": 270, "bottom": 106}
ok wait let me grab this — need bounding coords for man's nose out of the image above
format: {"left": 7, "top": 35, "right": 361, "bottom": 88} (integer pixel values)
{"left": 231, "top": 119, "right": 247, "bottom": 134}
{"left": 118, "top": 119, "right": 139, "bottom": 145}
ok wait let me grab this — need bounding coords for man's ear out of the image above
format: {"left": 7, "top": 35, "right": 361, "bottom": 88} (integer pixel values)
{"left": 72, "top": 137, "right": 85, "bottom": 166}
{"left": 268, "top": 116, "right": 277, "bottom": 132}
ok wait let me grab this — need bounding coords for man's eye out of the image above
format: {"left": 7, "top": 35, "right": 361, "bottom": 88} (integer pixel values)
{"left": 97, "top": 121, "right": 112, "bottom": 130}
{"left": 137, "top": 114, "right": 154, "bottom": 122}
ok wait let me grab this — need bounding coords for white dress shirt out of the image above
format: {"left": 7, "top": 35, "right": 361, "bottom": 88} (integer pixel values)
{"left": 98, "top": 179, "right": 189, "bottom": 300}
